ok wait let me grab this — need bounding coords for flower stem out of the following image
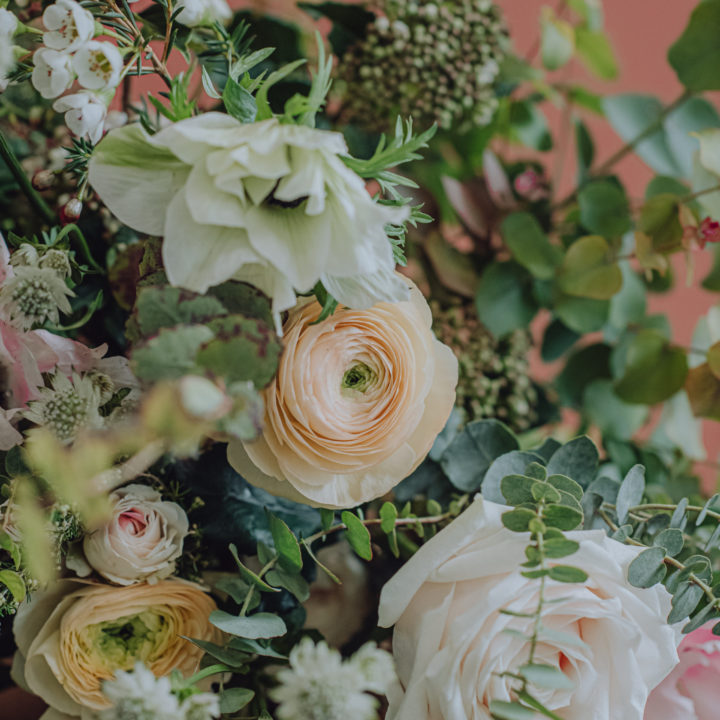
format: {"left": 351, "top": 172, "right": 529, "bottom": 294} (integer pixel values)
{"left": 0, "top": 129, "right": 56, "bottom": 225}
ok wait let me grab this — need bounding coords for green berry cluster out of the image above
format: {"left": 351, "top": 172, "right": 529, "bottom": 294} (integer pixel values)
{"left": 339, "top": 0, "right": 508, "bottom": 132}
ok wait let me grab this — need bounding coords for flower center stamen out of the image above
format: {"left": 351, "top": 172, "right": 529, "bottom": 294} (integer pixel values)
{"left": 342, "top": 362, "right": 376, "bottom": 393}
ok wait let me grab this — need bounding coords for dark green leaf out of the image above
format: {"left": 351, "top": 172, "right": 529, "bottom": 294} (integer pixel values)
{"left": 502, "top": 508, "right": 537, "bottom": 532}
{"left": 509, "top": 100, "right": 553, "bottom": 151}
{"left": 501, "top": 474, "right": 536, "bottom": 505}
{"left": 653, "top": 528, "right": 684, "bottom": 556}
{"left": 616, "top": 464, "right": 645, "bottom": 523}
{"left": 483, "top": 451, "right": 544, "bottom": 504}
{"left": 186, "top": 638, "right": 250, "bottom": 668}
{"left": 228, "top": 544, "right": 279, "bottom": 593}
{"left": 544, "top": 538, "right": 580, "bottom": 559}
{"left": 546, "top": 475, "right": 583, "bottom": 502}
{"left": 341, "top": 511, "right": 372, "bottom": 561}
{"left": 541, "top": 319, "right": 580, "bottom": 362}
{"left": 543, "top": 504, "right": 583, "bottom": 531}
{"left": 669, "top": 0, "right": 720, "bottom": 91}
{"left": 267, "top": 513, "right": 302, "bottom": 573}
{"left": 545, "top": 437, "right": 599, "bottom": 488}
{"left": 380, "top": 502, "right": 398, "bottom": 534}
{"left": 265, "top": 568, "right": 310, "bottom": 602}
{"left": 668, "top": 581, "right": 704, "bottom": 624}
{"left": 476, "top": 262, "right": 538, "bottom": 338}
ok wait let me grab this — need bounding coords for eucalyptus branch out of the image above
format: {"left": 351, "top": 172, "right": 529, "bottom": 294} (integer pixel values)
{"left": 0, "top": 130, "right": 57, "bottom": 225}
{"left": 553, "top": 89, "right": 693, "bottom": 211}
{"left": 303, "top": 510, "right": 456, "bottom": 546}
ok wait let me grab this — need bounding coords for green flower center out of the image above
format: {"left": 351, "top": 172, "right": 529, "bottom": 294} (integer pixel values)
{"left": 85, "top": 610, "right": 167, "bottom": 671}
{"left": 341, "top": 363, "right": 376, "bottom": 393}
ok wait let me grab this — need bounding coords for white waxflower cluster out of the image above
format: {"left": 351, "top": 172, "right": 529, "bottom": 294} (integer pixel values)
{"left": 1, "top": 243, "right": 73, "bottom": 330}
{"left": 100, "top": 663, "right": 220, "bottom": 720}
{"left": 270, "top": 638, "right": 396, "bottom": 720}
{"left": 340, "top": 0, "right": 508, "bottom": 131}
{"left": 29, "top": 0, "right": 122, "bottom": 143}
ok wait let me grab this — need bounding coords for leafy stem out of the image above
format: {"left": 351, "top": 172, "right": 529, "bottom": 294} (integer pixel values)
{"left": 185, "top": 663, "right": 233, "bottom": 686}
{"left": 240, "top": 557, "right": 277, "bottom": 617}
{"left": 0, "top": 130, "right": 56, "bottom": 225}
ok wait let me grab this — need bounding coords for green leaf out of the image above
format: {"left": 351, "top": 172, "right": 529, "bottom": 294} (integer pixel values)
{"left": 546, "top": 474, "right": 584, "bottom": 502}
{"left": 603, "top": 94, "right": 680, "bottom": 177}
{"left": 380, "top": 502, "right": 398, "bottom": 534}
{"left": 341, "top": 511, "right": 372, "bottom": 561}
{"left": 558, "top": 236, "right": 623, "bottom": 301}
{"left": 222, "top": 77, "right": 257, "bottom": 122}
{"left": 614, "top": 329, "right": 688, "bottom": 404}
{"left": 686, "top": 363, "right": 720, "bottom": 420}
{"left": 267, "top": 513, "right": 302, "bottom": 573}
{"left": 616, "top": 464, "right": 646, "bottom": 524}
{"left": 554, "top": 294, "right": 609, "bottom": 333}
{"left": 501, "top": 508, "right": 537, "bottom": 532}
{"left": 627, "top": 547, "right": 667, "bottom": 588}
{"left": 131, "top": 325, "right": 213, "bottom": 381}
{"left": 265, "top": 568, "right": 310, "bottom": 602}
{"left": 668, "top": 581, "right": 704, "bottom": 624}
{"left": 475, "top": 262, "right": 538, "bottom": 338}
{"left": 545, "top": 437, "right": 599, "bottom": 489}
{"left": 501, "top": 474, "right": 537, "bottom": 505}
{"left": 220, "top": 688, "right": 256, "bottom": 714}
{"left": 543, "top": 538, "right": 581, "bottom": 559}
{"left": 0, "top": 569, "right": 25, "bottom": 602}
{"left": 209, "top": 611, "right": 287, "bottom": 639}
{"left": 578, "top": 183, "right": 631, "bottom": 238}
{"left": 320, "top": 508, "right": 334, "bottom": 532}
{"left": 441, "top": 419, "right": 519, "bottom": 492}
{"left": 669, "top": 0, "right": 720, "bottom": 91}
{"left": 575, "top": 117, "right": 595, "bottom": 183}
{"left": 575, "top": 27, "right": 618, "bottom": 79}
{"left": 520, "top": 663, "right": 575, "bottom": 690}
{"left": 196, "top": 315, "right": 281, "bottom": 388}
{"left": 489, "top": 700, "right": 538, "bottom": 720}
{"left": 653, "top": 528, "right": 684, "bottom": 556}
{"left": 186, "top": 637, "right": 250, "bottom": 668}
{"left": 0, "top": 532, "right": 21, "bottom": 568}
{"left": 584, "top": 379, "right": 649, "bottom": 441}
{"left": 638, "top": 194, "right": 684, "bottom": 254}
{"left": 543, "top": 504, "right": 583, "bottom": 531}
{"left": 531, "top": 482, "right": 562, "bottom": 504}
{"left": 541, "top": 319, "right": 580, "bottom": 362}
{"left": 134, "top": 286, "right": 227, "bottom": 338}
{"left": 501, "top": 213, "right": 562, "bottom": 280}
{"left": 516, "top": 690, "right": 566, "bottom": 720}
{"left": 541, "top": 8, "right": 575, "bottom": 70}
{"left": 228, "top": 544, "right": 280, "bottom": 593}
{"left": 509, "top": 100, "right": 553, "bottom": 151}
{"left": 483, "top": 451, "right": 544, "bottom": 504}
{"left": 229, "top": 637, "right": 288, "bottom": 659}
{"left": 298, "top": 1, "right": 374, "bottom": 56}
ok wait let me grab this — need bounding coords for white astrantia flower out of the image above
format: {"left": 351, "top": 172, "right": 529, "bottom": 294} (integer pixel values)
{"left": 348, "top": 642, "right": 397, "bottom": 695}
{"left": 23, "top": 372, "right": 103, "bottom": 442}
{"left": 88, "top": 115, "right": 410, "bottom": 320}
{"left": 31, "top": 47, "right": 74, "bottom": 99}
{"left": 42, "top": 0, "right": 94, "bottom": 52}
{"left": 0, "top": 264, "right": 74, "bottom": 329}
{"left": 100, "top": 662, "right": 181, "bottom": 720}
{"left": 53, "top": 91, "right": 109, "bottom": 144}
{"left": 72, "top": 41, "right": 123, "bottom": 90}
{"left": 271, "top": 637, "right": 391, "bottom": 720}
{"left": 0, "top": 7, "right": 17, "bottom": 35}
{"left": 175, "top": 0, "right": 231, "bottom": 27}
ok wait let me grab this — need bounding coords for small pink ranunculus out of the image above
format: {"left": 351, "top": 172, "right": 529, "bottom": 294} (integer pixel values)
{"left": 644, "top": 622, "right": 720, "bottom": 720}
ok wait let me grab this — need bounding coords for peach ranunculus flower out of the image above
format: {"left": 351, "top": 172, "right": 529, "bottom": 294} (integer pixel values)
{"left": 378, "top": 496, "right": 681, "bottom": 720}
{"left": 227, "top": 280, "right": 458, "bottom": 508}
{"left": 12, "top": 578, "right": 218, "bottom": 719}
{"left": 644, "top": 621, "right": 720, "bottom": 719}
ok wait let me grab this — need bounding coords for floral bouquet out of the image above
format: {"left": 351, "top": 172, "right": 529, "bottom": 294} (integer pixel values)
{"left": 3, "top": 0, "right": 720, "bottom": 718}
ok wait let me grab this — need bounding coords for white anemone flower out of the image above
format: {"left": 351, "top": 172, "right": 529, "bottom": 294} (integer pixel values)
{"left": 42, "top": 0, "right": 94, "bottom": 52}
{"left": 53, "top": 90, "right": 108, "bottom": 143}
{"left": 73, "top": 40, "right": 123, "bottom": 90}
{"left": 175, "top": 0, "right": 231, "bottom": 27}
{"left": 88, "top": 114, "right": 410, "bottom": 321}
{"left": 31, "top": 47, "right": 74, "bottom": 99}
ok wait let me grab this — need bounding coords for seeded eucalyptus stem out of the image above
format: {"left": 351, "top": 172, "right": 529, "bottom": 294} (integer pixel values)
{"left": 0, "top": 129, "right": 57, "bottom": 226}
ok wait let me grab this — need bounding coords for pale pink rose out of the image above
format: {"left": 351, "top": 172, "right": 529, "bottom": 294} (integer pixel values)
{"left": 82, "top": 484, "right": 189, "bottom": 585}
{"left": 228, "top": 279, "right": 458, "bottom": 508}
{"left": 378, "top": 497, "right": 680, "bottom": 720}
{"left": 644, "top": 622, "right": 720, "bottom": 720}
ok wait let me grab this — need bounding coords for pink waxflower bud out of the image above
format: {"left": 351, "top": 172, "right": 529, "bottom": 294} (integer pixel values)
{"left": 60, "top": 197, "right": 82, "bottom": 223}
{"left": 513, "top": 168, "right": 548, "bottom": 201}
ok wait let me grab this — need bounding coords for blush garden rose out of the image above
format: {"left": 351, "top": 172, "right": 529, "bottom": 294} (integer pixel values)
{"left": 644, "top": 621, "right": 720, "bottom": 719}
{"left": 82, "top": 483, "right": 189, "bottom": 585}
{"left": 227, "top": 280, "right": 458, "bottom": 508}
{"left": 378, "top": 497, "right": 680, "bottom": 720}
{"left": 12, "top": 578, "right": 218, "bottom": 718}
